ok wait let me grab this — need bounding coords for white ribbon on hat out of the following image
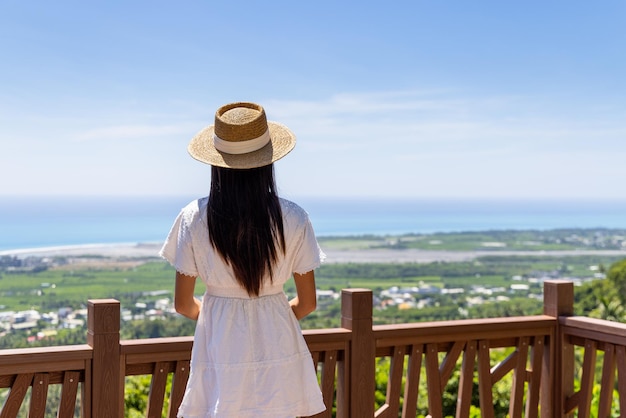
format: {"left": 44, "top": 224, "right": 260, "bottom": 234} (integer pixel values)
{"left": 213, "top": 130, "right": 271, "bottom": 154}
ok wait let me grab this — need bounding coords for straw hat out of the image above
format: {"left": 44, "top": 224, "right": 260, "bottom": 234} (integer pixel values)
{"left": 188, "top": 102, "right": 296, "bottom": 169}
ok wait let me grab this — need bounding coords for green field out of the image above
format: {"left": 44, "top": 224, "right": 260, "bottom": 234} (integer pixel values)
{"left": 1, "top": 253, "right": 622, "bottom": 312}
{"left": 1, "top": 228, "right": 624, "bottom": 312}
{"left": 0, "top": 261, "right": 198, "bottom": 311}
{"left": 318, "top": 228, "right": 626, "bottom": 252}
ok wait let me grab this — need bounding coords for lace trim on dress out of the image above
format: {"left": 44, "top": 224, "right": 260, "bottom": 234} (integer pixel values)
{"left": 172, "top": 265, "right": 198, "bottom": 278}
{"left": 293, "top": 262, "right": 322, "bottom": 276}
{"left": 293, "top": 247, "right": 326, "bottom": 275}
{"left": 158, "top": 251, "right": 198, "bottom": 278}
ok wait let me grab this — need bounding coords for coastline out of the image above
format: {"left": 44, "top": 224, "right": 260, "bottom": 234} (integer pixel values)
{"left": 2, "top": 242, "right": 626, "bottom": 265}
{"left": 0, "top": 242, "right": 164, "bottom": 258}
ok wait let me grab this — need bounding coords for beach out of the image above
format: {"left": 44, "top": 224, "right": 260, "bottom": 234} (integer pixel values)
{"left": 0, "top": 242, "right": 164, "bottom": 258}
{"left": 3, "top": 243, "right": 626, "bottom": 265}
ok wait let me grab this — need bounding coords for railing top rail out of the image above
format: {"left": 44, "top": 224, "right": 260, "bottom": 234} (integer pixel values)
{"left": 0, "top": 344, "right": 92, "bottom": 365}
{"left": 302, "top": 327, "right": 352, "bottom": 342}
{"left": 374, "top": 314, "right": 556, "bottom": 333}
{"left": 560, "top": 315, "right": 626, "bottom": 346}
{"left": 120, "top": 336, "right": 193, "bottom": 355}
{"left": 560, "top": 315, "right": 626, "bottom": 332}
{"left": 373, "top": 315, "right": 556, "bottom": 345}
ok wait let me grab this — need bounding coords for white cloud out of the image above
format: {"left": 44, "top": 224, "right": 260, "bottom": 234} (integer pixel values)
{"left": 2, "top": 89, "right": 625, "bottom": 198}
{"left": 182, "top": 94, "right": 624, "bottom": 161}
{"left": 267, "top": 90, "right": 626, "bottom": 199}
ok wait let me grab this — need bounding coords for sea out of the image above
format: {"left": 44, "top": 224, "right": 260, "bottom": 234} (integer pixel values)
{"left": 1, "top": 195, "right": 626, "bottom": 252}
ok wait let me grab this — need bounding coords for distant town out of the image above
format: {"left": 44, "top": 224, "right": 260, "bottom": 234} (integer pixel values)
{"left": 0, "top": 252, "right": 606, "bottom": 343}
{"left": 2, "top": 228, "right": 625, "bottom": 344}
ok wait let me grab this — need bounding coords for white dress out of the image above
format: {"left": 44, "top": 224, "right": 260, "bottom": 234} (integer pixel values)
{"left": 160, "top": 197, "right": 326, "bottom": 418}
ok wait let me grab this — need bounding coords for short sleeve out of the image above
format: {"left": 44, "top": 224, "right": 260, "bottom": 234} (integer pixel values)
{"left": 159, "top": 209, "right": 199, "bottom": 277}
{"left": 292, "top": 216, "right": 326, "bottom": 275}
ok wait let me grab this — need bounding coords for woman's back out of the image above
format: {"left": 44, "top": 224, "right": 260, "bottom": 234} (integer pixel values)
{"left": 161, "top": 101, "right": 326, "bottom": 417}
{"left": 161, "top": 197, "right": 324, "bottom": 298}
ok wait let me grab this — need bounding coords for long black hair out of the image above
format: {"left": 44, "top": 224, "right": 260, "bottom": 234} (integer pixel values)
{"left": 207, "top": 164, "right": 286, "bottom": 296}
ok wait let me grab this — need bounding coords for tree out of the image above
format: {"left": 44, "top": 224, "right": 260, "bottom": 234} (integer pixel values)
{"left": 606, "top": 258, "right": 626, "bottom": 305}
{"left": 590, "top": 295, "right": 626, "bottom": 322}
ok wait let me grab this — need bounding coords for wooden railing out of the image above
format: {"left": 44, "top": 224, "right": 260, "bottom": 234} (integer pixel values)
{"left": 558, "top": 316, "right": 626, "bottom": 417}
{"left": 0, "top": 345, "right": 90, "bottom": 417}
{"left": 1, "top": 280, "right": 625, "bottom": 417}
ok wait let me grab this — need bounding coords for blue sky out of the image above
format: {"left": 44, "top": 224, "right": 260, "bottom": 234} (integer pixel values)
{"left": 1, "top": 1, "right": 624, "bottom": 199}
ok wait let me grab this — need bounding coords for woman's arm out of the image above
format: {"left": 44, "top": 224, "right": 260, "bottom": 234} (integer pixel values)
{"left": 290, "top": 270, "right": 317, "bottom": 320}
{"left": 174, "top": 271, "right": 201, "bottom": 320}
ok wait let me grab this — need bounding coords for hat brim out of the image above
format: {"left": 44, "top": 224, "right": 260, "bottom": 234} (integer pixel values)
{"left": 187, "top": 121, "right": 296, "bottom": 169}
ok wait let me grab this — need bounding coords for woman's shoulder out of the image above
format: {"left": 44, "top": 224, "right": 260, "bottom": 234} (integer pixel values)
{"left": 179, "top": 197, "right": 208, "bottom": 224}
{"left": 279, "top": 198, "right": 312, "bottom": 227}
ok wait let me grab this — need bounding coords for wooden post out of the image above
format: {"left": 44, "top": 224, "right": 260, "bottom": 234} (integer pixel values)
{"left": 341, "top": 289, "right": 374, "bottom": 418}
{"left": 87, "top": 299, "right": 123, "bottom": 418}
{"left": 543, "top": 280, "right": 574, "bottom": 418}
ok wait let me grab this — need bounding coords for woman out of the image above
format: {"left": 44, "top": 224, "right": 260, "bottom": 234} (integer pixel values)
{"left": 160, "top": 102, "right": 326, "bottom": 418}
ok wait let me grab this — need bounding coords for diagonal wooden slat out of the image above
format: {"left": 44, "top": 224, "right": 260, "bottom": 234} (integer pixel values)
{"left": 616, "top": 345, "right": 626, "bottom": 418}
{"left": 375, "top": 346, "right": 404, "bottom": 418}
{"left": 525, "top": 336, "right": 544, "bottom": 418}
{"left": 509, "top": 336, "right": 530, "bottom": 418}
{"left": 425, "top": 343, "right": 443, "bottom": 418}
{"left": 29, "top": 373, "right": 50, "bottom": 418}
{"left": 456, "top": 341, "right": 476, "bottom": 418}
{"left": 305, "top": 350, "right": 339, "bottom": 418}
{"left": 334, "top": 348, "right": 349, "bottom": 418}
{"left": 311, "top": 351, "right": 320, "bottom": 372}
{"left": 167, "top": 360, "right": 190, "bottom": 418}
{"left": 319, "top": 350, "right": 338, "bottom": 418}
{"left": 491, "top": 350, "right": 518, "bottom": 384}
{"left": 598, "top": 343, "right": 616, "bottom": 418}
{"left": 0, "top": 373, "right": 34, "bottom": 418}
{"left": 82, "top": 356, "right": 92, "bottom": 418}
{"left": 401, "top": 344, "right": 423, "bottom": 418}
{"left": 146, "top": 362, "right": 168, "bottom": 418}
{"left": 58, "top": 371, "right": 81, "bottom": 418}
{"left": 577, "top": 339, "right": 598, "bottom": 418}
{"left": 477, "top": 340, "right": 494, "bottom": 418}
{"left": 439, "top": 341, "right": 465, "bottom": 393}
{"left": 374, "top": 403, "right": 391, "bottom": 418}
{"left": 564, "top": 391, "right": 581, "bottom": 415}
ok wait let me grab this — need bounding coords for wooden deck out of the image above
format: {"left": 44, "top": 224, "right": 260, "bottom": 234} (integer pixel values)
{"left": 1, "top": 280, "right": 625, "bottom": 417}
